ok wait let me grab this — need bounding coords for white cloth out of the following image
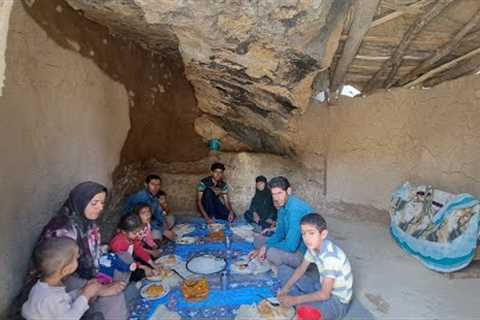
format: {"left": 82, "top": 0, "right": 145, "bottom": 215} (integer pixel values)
{"left": 22, "top": 281, "right": 89, "bottom": 320}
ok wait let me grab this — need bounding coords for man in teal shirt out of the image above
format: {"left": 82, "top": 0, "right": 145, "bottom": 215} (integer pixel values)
{"left": 250, "top": 176, "right": 313, "bottom": 268}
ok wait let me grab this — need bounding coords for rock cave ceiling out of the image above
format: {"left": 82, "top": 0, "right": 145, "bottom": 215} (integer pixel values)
{"left": 63, "top": 0, "right": 480, "bottom": 155}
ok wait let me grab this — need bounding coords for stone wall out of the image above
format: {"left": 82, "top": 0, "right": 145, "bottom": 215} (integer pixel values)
{"left": 108, "top": 152, "right": 325, "bottom": 233}
{"left": 0, "top": 2, "right": 130, "bottom": 316}
{"left": 296, "top": 74, "right": 480, "bottom": 211}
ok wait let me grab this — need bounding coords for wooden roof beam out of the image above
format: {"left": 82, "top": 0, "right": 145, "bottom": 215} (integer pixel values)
{"left": 424, "top": 55, "right": 480, "bottom": 87}
{"left": 370, "top": 0, "right": 436, "bottom": 28}
{"left": 363, "top": 0, "right": 457, "bottom": 93}
{"left": 403, "top": 47, "right": 480, "bottom": 88}
{"left": 330, "top": 0, "right": 381, "bottom": 94}
{"left": 397, "top": 8, "right": 480, "bottom": 86}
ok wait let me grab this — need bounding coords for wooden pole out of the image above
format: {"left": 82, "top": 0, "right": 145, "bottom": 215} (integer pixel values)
{"left": 330, "top": 0, "right": 381, "bottom": 93}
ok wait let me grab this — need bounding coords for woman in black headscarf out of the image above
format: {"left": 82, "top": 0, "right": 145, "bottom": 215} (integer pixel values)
{"left": 36, "top": 182, "right": 128, "bottom": 320}
{"left": 244, "top": 176, "right": 277, "bottom": 230}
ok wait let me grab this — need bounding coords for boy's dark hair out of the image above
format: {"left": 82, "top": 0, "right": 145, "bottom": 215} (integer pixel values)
{"left": 34, "top": 238, "right": 78, "bottom": 277}
{"left": 118, "top": 213, "right": 143, "bottom": 232}
{"left": 157, "top": 190, "right": 167, "bottom": 197}
{"left": 145, "top": 174, "right": 161, "bottom": 183}
{"left": 255, "top": 175, "right": 267, "bottom": 183}
{"left": 300, "top": 213, "right": 328, "bottom": 232}
{"left": 134, "top": 202, "right": 151, "bottom": 215}
{"left": 268, "top": 176, "right": 290, "bottom": 190}
{"left": 210, "top": 162, "right": 225, "bottom": 172}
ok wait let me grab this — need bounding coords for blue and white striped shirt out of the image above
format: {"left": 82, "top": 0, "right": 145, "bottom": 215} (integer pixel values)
{"left": 304, "top": 239, "right": 353, "bottom": 304}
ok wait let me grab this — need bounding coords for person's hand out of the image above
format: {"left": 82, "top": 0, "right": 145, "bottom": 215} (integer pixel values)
{"left": 151, "top": 248, "right": 162, "bottom": 258}
{"left": 265, "top": 218, "right": 275, "bottom": 225}
{"left": 228, "top": 211, "right": 235, "bottom": 222}
{"left": 261, "top": 227, "right": 275, "bottom": 236}
{"left": 252, "top": 246, "right": 267, "bottom": 262}
{"left": 163, "top": 229, "right": 176, "bottom": 240}
{"left": 259, "top": 246, "right": 267, "bottom": 261}
{"left": 82, "top": 280, "right": 102, "bottom": 300}
{"left": 98, "top": 281, "right": 126, "bottom": 297}
{"left": 144, "top": 267, "right": 158, "bottom": 277}
{"left": 278, "top": 295, "right": 297, "bottom": 308}
{"left": 277, "top": 287, "right": 289, "bottom": 297}
{"left": 253, "top": 212, "right": 260, "bottom": 224}
{"left": 206, "top": 217, "right": 215, "bottom": 224}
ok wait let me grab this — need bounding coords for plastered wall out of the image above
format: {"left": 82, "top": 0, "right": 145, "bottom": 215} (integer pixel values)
{"left": 0, "top": 2, "right": 129, "bottom": 315}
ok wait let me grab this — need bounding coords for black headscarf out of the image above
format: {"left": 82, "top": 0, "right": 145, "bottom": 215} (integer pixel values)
{"left": 61, "top": 181, "right": 107, "bottom": 234}
{"left": 40, "top": 181, "right": 107, "bottom": 279}
{"left": 250, "top": 177, "right": 276, "bottom": 222}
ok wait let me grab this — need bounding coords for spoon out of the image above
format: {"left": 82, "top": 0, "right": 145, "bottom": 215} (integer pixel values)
{"left": 170, "top": 268, "right": 187, "bottom": 281}
{"left": 239, "top": 256, "right": 254, "bottom": 268}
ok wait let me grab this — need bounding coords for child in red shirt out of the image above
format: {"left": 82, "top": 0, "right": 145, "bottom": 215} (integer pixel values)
{"left": 110, "top": 214, "right": 159, "bottom": 279}
{"left": 135, "top": 203, "right": 162, "bottom": 258}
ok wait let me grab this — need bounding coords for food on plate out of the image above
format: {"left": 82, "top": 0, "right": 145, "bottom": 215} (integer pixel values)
{"left": 257, "top": 300, "right": 291, "bottom": 319}
{"left": 207, "top": 230, "right": 225, "bottom": 242}
{"left": 144, "top": 284, "right": 165, "bottom": 298}
{"left": 181, "top": 277, "right": 209, "bottom": 301}
{"left": 166, "top": 254, "right": 177, "bottom": 264}
{"left": 147, "top": 268, "right": 172, "bottom": 281}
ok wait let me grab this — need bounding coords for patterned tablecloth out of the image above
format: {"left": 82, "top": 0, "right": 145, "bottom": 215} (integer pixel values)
{"left": 129, "top": 221, "right": 280, "bottom": 320}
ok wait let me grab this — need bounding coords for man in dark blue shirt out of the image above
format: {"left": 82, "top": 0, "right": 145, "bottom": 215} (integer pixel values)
{"left": 197, "top": 162, "right": 236, "bottom": 224}
{"left": 124, "top": 174, "right": 176, "bottom": 240}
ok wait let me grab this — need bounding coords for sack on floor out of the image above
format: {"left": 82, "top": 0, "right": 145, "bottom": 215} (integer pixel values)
{"left": 389, "top": 182, "right": 480, "bottom": 272}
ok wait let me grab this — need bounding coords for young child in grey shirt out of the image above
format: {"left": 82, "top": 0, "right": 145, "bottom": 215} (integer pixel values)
{"left": 22, "top": 238, "right": 102, "bottom": 320}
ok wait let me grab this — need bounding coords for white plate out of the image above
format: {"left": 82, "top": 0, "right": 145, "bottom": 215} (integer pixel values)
{"left": 207, "top": 223, "right": 225, "bottom": 232}
{"left": 257, "top": 300, "right": 295, "bottom": 320}
{"left": 235, "top": 302, "right": 295, "bottom": 320}
{"left": 242, "top": 224, "right": 255, "bottom": 231}
{"left": 175, "top": 236, "right": 197, "bottom": 245}
{"left": 155, "top": 254, "right": 182, "bottom": 267}
{"left": 186, "top": 254, "right": 226, "bottom": 275}
{"left": 230, "top": 255, "right": 271, "bottom": 274}
{"left": 140, "top": 283, "right": 170, "bottom": 301}
{"left": 230, "top": 257, "right": 252, "bottom": 274}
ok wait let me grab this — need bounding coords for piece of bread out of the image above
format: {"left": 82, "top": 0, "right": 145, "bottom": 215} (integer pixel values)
{"left": 257, "top": 300, "right": 274, "bottom": 317}
{"left": 166, "top": 255, "right": 176, "bottom": 264}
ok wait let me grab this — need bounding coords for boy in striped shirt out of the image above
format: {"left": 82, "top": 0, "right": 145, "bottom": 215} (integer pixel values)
{"left": 277, "top": 213, "right": 353, "bottom": 320}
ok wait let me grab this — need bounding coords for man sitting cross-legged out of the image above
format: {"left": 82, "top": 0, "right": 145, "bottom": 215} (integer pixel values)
{"left": 196, "top": 162, "right": 237, "bottom": 224}
{"left": 249, "top": 176, "right": 313, "bottom": 269}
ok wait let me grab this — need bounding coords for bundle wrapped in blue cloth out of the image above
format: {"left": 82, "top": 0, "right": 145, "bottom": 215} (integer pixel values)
{"left": 390, "top": 182, "right": 480, "bottom": 272}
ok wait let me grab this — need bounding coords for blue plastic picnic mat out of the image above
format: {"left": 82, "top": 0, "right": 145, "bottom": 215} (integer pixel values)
{"left": 144, "top": 286, "right": 275, "bottom": 319}
{"left": 175, "top": 241, "right": 254, "bottom": 260}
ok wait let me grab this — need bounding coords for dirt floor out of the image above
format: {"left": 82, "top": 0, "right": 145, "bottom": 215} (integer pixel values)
{"left": 325, "top": 209, "right": 480, "bottom": 319}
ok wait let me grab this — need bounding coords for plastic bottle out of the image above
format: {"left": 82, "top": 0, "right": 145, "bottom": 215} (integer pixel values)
{"left": 225, "top": 234, "right": 231, "bottom": 249}
{"left": 220, "top": 270, "right": 228, "bottom": 290}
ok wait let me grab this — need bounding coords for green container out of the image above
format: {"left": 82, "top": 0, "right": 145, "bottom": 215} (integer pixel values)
{"left": 208, "top": 138, "right": 221, "bottom": 151}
